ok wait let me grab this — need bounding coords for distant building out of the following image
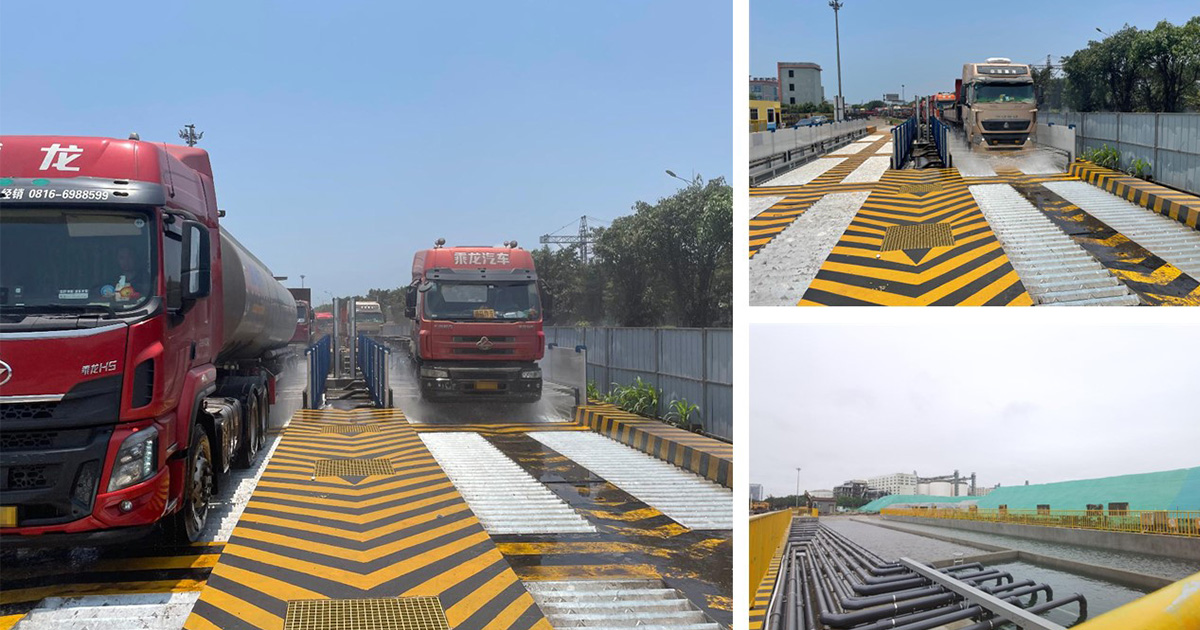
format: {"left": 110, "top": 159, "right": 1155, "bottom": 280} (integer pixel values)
{"left": 808, "top": 494, "right": 837, "bottom": 515}
{"left": 970, "top": 485, "right": 995, "bottom": 497}
{"left": 750, "top": 77, "right": 780, "bottom": 102}
{"left": 778, "top": 62, "right": 824, "bottom": 107}
{"left": 749, "top": 99, "right": 780, "bottom": 131}
{"left": 750, "top": 484, "right": 764, "bottom": 502}
{"left": 868, "top": 472, "right": 918, "bottom": 496}
{"left": 835, "top": 479, "right": 887, "bottom": 501}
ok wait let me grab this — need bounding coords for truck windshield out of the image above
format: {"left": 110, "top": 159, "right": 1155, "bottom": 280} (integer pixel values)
{"left": 296, "top": 304, "right": 308, "bottom": 323}
{"left": 356, "top": 311, "right": 385, "bottom": 323}
{"left": 974, "top": 83, "right": 1035, "bottom": 103}
{"left": 0, "top": 209, "right": 155, "bottom": 314}
{"left": 423, "top": 281, "right": 540, "bottom": 321}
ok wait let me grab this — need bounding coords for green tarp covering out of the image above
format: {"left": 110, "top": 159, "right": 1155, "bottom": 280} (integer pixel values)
{"left": 858, "top": 467, "right": 1200, "bottom": 512}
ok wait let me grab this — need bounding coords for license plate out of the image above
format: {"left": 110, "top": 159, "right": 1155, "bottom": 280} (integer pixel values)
{"left": 475, "top": 381, "right": 500, "bottom": 391}
{"left": 0, "top": 506, "right": 16, "bottom": 528}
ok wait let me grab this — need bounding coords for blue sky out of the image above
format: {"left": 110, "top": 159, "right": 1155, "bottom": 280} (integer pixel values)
{"left": 1, "top": 1, "right": 732, "bottom": 300}
{"left": 752, "top": 0, "right": 1199, "bottom": 105}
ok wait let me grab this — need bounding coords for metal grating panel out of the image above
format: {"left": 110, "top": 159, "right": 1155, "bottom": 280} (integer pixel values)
{"left": 319, "top": 424, "right": 382, "bottom": 434}
{"left": 284, "top": 596, "right": 449, "bottom": 630}
{"left": 896, "top": 182, "right": 944, "bottom": 196}
{"left": 313, "top": 458, "right": 395, "bottom": 477}
{"left": 881, "top": 223, "right": 955, "bottom": 251}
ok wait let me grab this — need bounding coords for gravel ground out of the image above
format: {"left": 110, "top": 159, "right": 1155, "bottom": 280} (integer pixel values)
{"left": 749, "top": 191, "right": 870, "bottom": 305}
{"left": 749, "top": 195, "right": 786, "bottom": 220}
{"left": 763, "top": 157, "right": 846, "bottom": 187}
{"left": 842, "top": 156, "right": 891, "bottom": 183}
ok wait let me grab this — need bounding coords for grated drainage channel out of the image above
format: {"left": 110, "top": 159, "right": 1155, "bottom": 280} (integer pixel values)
{"left": 527, "top": 431, "right": 732, "bottom": 530}
{"left": 1042, "top": 181, "right": 1200, "bottom": 281}
{"left": 524, "top": 580, "right": 721, "bottom": 630}
{"left": 420, "top": 432, "right": 596, "bottom": 534}
{"left": 970, "top": 184, "right": 1141, "bottom": 305}
{"left": 283, "top": 596, "right": 449, "bottom": 630}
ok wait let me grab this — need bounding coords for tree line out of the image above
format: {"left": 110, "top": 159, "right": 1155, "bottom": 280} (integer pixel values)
{"left": 1038, "top": 17, "right": 1200, "bottom": 112}
{"left": 320, "top": 177, "right": 733, "bottom": 329}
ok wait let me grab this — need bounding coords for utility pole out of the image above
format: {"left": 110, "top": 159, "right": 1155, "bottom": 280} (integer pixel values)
{"left": 178, "top": 124, "right": 203, "bottom": 147}
{"left": 829, "top": 1, "right": 844, "bottom": 123}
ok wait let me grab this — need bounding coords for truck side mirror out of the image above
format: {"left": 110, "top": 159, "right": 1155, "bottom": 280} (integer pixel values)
{"left": 404, "top": 286, "right": 417, "bottom": 319}
{"left": 181, "top": 221, "right": 211, "bottom": 300}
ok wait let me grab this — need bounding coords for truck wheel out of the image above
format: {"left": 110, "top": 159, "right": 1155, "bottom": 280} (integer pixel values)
{"left": 234, "top": 391, "right": 262, "bottom": 469}
{"left": 171, "top": 428, "right": 213, "bottom": 543}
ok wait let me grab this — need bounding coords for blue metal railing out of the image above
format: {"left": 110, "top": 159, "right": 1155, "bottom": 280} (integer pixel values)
{"left": 304, "top": 335, "right": 331, "bottom": 409}
{"left": 931, "top": 116, "right": 953, "bottom": 168}
{"left": 356, "top": 334, "right": 393, "bottom": 408}
{"left": 891, "top": 117, "right": 917, "bottom": 169}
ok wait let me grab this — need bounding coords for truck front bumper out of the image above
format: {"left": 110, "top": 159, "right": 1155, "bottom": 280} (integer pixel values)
{"left": 419, "top": 365, "right": 542, "bottom": 402}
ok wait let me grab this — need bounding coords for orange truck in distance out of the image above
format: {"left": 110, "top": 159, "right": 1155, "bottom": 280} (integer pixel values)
{"left": 404, "top": 240, "right": 545, "bottom": 402}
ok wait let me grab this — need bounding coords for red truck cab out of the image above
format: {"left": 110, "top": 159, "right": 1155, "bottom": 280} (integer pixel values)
{"left": 1, "top": 135, "right": 287, "bottom": 545}
{"left": 404, "top": 241, "right": 544, "bottom": 401}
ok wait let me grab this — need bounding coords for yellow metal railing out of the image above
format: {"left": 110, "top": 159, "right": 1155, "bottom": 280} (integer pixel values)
{"left": 881, "top": 507, "right": 1200, "bottom": 537}
{"left": 748, "top": 509, "right": 792, "bottom": 603}
{"left": 1074, "top": 571, "right": 1200, "bottom": 629}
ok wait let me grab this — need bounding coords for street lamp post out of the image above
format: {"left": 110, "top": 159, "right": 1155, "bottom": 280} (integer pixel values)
{"left": 795, "top": 467, "right": 802, "bottom": 509}
{"left": 829, "top": 1, "right": 844, "bottom": 123}
{"left": 300, "top": 274, "right": 306, "bottom": 288}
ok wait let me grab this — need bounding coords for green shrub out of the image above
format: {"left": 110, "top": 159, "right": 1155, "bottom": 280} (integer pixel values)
{"left": 608, "top": 377, "right": 659, "bottom": 417}
{"left": 664, "top": 399, "right": 699, "bottom": 428}
{"left": 1082, "top": 144, "right": 1120, "bottom": 169}
{"left": 1126, "top": 158, "right": 1152, "bottom": 180}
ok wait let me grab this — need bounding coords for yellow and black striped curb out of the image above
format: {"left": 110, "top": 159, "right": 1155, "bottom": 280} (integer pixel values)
{"left": 747, "top": 536, "right": 786, "bottom": 630}
{"left": 1068, "top": 161, "right": 1200, "bottom": 230}
{"left": 0, "top": 542, "right": 221, "bottom": 625}
{"left": 798, "top": 169, "right": 1033, "bottom": 306}
{"left": 576, "top": 404, "right": 732, "bottom": 488}
{"left": 1011, "top": 181, "right": 1200, "bottom": 305}
{"left": 183, "top": 408, "right": 550, "bottom": 630}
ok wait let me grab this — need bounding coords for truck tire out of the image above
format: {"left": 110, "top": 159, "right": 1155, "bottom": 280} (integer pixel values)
{"left": 233, "top": 389, "right": 263, "bottom": 468}
{"left": 170, "top": 427, "right": 214, "bottom": 543}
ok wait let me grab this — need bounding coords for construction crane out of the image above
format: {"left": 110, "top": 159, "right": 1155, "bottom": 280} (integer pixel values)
{"left": 539, "top": 215, "right": 606, "bottom": 263}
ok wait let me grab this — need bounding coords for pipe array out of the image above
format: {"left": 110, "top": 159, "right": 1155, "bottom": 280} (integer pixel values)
{"left": 765, "top": 522, "right": 1087, "bottom": 630}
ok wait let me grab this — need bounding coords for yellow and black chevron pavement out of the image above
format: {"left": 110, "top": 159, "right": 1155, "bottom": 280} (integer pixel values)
{"left": 183, "top": 408, "right": 551, "bottom": 630}
{"left": 486, "top": 433, "right": 733, "bottom": 626}
{"left": 749, "top": 134, "right": 892, "bottom": 258}
{"left": 0, "top": 541, "right": 221, "bottom": 628}
{"left": 798, "top": 169, "right": 1033, "bottom": 306}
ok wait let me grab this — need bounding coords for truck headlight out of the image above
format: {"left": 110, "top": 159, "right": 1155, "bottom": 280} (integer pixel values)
{"left": 520, "top": 369, "right": 541, "bottom": 380}
{"left": 107, "top": 427, "right": 158, "bottom": 492}
{"left": 420, "top": 367, "right": 449, "bottom": 379}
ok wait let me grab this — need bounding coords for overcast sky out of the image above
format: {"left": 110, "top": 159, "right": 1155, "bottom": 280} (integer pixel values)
{"left": 750, "top": 323, "right": 1200, "bottom": 498}
{"left": 751, "top": 0, "right": 1199, "bottom": 104}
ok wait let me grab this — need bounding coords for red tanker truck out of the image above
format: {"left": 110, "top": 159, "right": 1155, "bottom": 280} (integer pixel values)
{"left": 0, "top": 135, "right": 296, "bottom": 544}
{"left": 404, "top": 240, "right": 544, "bottom": 401}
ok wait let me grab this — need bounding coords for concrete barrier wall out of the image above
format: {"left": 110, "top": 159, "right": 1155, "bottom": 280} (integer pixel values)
{"left": 883, "top": 515, "right": 1200, "bottom": 562}
{"left": 1037, "top": 123, "right": 1076, "bottom": 161}
{"left": 750, "top": 120, "right": 869, "bottom": 162}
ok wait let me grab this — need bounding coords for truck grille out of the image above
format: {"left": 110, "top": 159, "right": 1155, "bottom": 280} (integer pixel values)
{"left": 452, "top": 336, "right": 515, "bottom": 343}
{"left": 7, "top": 464, "right": 55, "bottom": 490}
{"left": 982, "top": 120, "right": 1030, "bottom": 131}
{"left": 1, "top": 430, "right": 60, "bottom": 450}
{"left": 1, "top": 402, "right": 58, "bottom": 421}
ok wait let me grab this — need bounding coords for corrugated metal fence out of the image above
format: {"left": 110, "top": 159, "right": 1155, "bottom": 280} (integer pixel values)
{"left": 1042, "top": 112, "right": 1200, "bottom": 196}
{"left": 544, "top": 326, "right": 732, "bottom": 441}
